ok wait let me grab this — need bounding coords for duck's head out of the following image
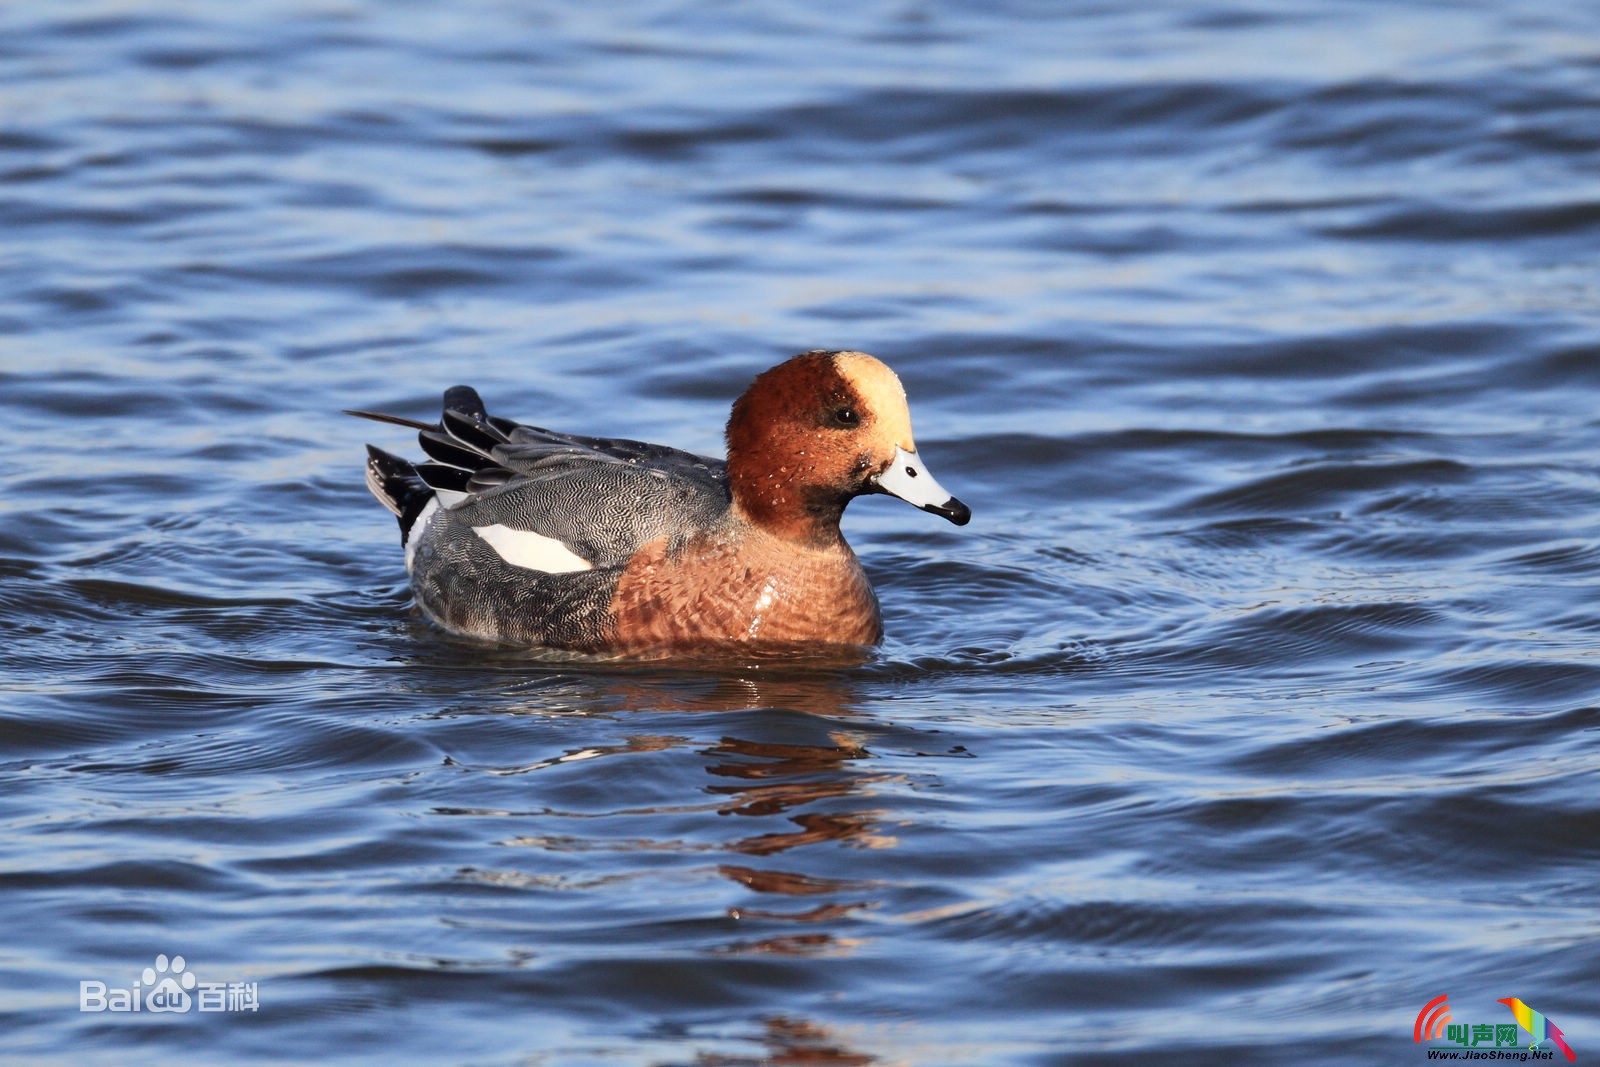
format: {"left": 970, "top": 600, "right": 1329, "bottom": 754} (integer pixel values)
{"left": 725, "top": 349, "right": 970, "bottom": 544}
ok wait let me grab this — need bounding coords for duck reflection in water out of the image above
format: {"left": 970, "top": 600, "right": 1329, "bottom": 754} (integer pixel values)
{"left": 421, "top": 662, "right": 964, "bottom": 1064}
{"left": 697, "top": 1015, "right": 877, "bottom": 1066}
{"left": 433, "top": 662, "right": 942, "bottom": 945}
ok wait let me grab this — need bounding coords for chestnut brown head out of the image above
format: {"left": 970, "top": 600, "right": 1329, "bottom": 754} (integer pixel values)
{"left": 725, "top": 350, "right": 970, "bottom": 544}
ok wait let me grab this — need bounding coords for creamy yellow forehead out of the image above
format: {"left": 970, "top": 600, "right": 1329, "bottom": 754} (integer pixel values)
{"left": 833, "top": 351, "right": 916, "bottom": 451}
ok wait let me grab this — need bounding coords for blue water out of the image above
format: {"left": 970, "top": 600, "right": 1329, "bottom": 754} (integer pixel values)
{"left": 3, "top": 2, "right": 1598, "bottom": 1063}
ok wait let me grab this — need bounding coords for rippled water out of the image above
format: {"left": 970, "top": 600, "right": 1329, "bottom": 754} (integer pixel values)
{"left": 4, "top": 2, "right": 1599, "bottom": 1063}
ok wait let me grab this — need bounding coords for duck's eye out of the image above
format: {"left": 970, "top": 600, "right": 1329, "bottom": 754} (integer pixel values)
{"left": 828, "top": 406, "right": 860, "bottom": 429}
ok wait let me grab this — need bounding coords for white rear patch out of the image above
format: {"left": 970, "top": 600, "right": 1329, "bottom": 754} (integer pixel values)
{"left": 471, "top": 524, "right": 592, "bottom": 574}
{"left": 404, "top": 498, "right": 441, "bottom": 574}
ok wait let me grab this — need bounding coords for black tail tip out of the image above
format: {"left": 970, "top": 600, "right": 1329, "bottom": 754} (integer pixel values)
{"left": 363, "top": 445, "right": 433, "bottom": 534}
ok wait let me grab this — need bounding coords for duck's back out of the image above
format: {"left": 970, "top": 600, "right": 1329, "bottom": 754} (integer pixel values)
{"left": 482, "top": 424, "right": 730, "bottom": 566}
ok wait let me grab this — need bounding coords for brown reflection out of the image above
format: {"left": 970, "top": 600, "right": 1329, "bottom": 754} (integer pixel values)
{"left": 710, "top": 931, "right": 861, "bottom": 957}
{"left": 451, "top": 664, "right": 925, "bottom": 963}
{"left": 592, "top": 669, "right": 874, "bottom": 719}
{"left": 701, "top": 733, "right": 901, "bottom": 854}
{"left": 691, "top": 1015, "right": 876, "bottom": 1066}
{"left": 694, "top": 727, "right": 900, "bottom": 958}
{"left": 727, "top": 810, "right": 898, "bottom": 856}
{"left": 719, "top": 865, "right": 874, "bottom": 922}
{"left": 719, "top": 865, "right": 869, "bottom": 896}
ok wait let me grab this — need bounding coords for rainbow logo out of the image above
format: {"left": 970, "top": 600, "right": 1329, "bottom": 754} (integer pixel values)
{"left": 1499, "top": 997, "right": 1577, "bottom": 1063}
{"left": 1413, "top": 994, "right": 1452, "bottom": 1043}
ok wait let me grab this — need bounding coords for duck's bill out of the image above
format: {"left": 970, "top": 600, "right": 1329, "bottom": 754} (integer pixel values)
{"left": 873, "top": 446, "right": 972, "bottom": 526}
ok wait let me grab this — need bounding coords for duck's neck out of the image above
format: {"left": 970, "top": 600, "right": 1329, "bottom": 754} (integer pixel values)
{"left": 728, "top": 493, "right": 848, "bottom": 550}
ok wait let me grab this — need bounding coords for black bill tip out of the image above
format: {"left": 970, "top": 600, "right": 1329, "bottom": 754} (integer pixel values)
{"left": 924, "top": 496, "right": 971, "bottom": 526}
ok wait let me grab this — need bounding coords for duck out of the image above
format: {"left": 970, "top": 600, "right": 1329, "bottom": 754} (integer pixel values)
{"left": 349, "top": 349, "right": 970, "bottom": 657}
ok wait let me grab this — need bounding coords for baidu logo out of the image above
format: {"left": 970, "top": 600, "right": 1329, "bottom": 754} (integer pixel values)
{"left": 142, "top": 954, "right": 196, "bottom": 1012}
{"left": 80, "top": 954, "right": 258, "bottom": 1014}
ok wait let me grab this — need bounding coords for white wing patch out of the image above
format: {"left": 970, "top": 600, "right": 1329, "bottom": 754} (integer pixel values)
{"left": 471, "top": 524, "right": 593, "bottom": 574}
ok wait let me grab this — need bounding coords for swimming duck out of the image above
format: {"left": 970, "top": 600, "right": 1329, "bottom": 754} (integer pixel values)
{"left": 350, "top": 349, "right": 970, "bottom": 656}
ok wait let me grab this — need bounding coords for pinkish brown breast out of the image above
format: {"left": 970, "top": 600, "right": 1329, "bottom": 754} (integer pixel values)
{"left": 605, "top": 528, "right": 882, "bottom": 656}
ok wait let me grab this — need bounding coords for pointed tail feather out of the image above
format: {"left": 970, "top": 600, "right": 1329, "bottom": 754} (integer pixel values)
{"left": 344, "top": 408, "right": 433, "bottom": 431}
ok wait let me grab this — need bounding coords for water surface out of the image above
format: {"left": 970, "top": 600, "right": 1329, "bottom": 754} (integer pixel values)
{"left": 2, "top": 2, "right": 1598, "bottom": 1064}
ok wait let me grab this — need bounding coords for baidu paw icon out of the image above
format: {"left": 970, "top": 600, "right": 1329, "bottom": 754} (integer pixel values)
{"left": 142, "top": 954, "right": 196, "bottom": 1013}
